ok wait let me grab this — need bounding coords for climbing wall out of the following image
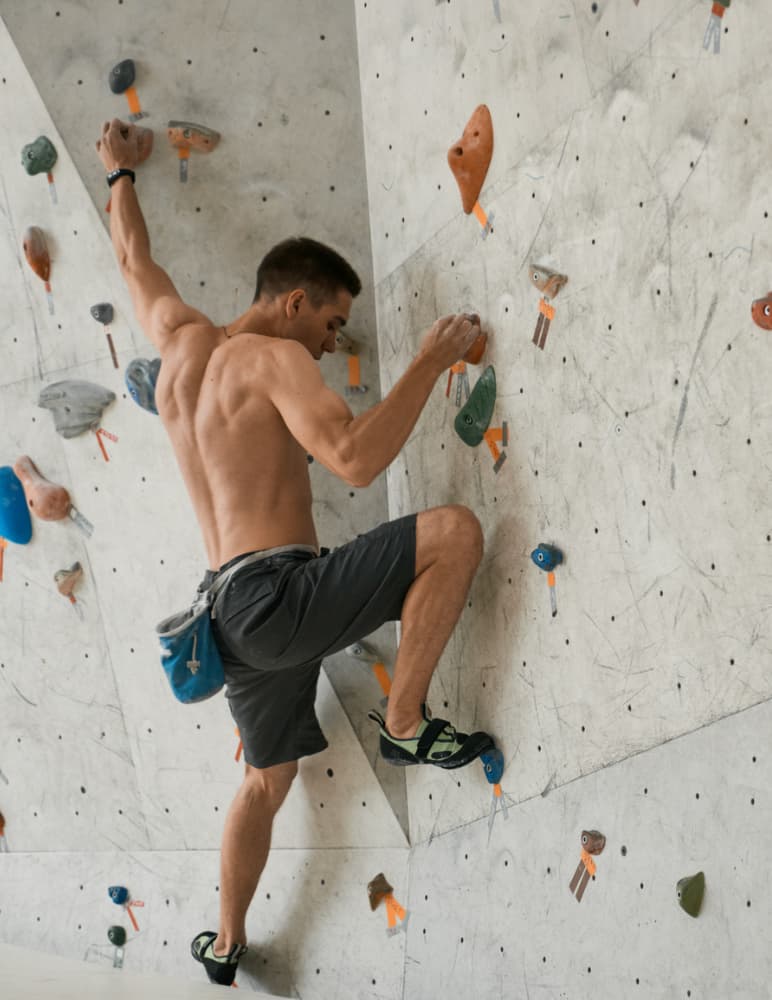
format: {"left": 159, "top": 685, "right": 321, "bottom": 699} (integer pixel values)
{"left": 355, "top": 0, "right": 772, "bottom": 995}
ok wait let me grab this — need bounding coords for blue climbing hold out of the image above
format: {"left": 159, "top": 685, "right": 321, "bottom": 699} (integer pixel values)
{"left": 481, "top": 747, "right": 504, "bottom": 785}
{"left": 108, "top": 885, "right": 129, "bottom": 905}
{"left": 0, "top": 467, "right": 33, "bottom": 544}
{"left": 125, "top": 357, "right": 161, "bottom": 415}
{"left": 530, "top": 544, "right": 563, "bottom": 572}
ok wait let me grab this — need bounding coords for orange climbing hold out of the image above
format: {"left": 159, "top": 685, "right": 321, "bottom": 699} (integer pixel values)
{"left": 447, "top": 105, "right": 494, "bottom": 215}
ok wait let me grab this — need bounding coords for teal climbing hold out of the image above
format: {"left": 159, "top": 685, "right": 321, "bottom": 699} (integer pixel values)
{"left": 454, "top": 366, "right": 496, "bottom": 447}
{"left": 21, "top": 136, "right": 57, "bottom": 176}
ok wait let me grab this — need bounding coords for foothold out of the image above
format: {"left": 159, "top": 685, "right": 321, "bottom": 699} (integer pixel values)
{"left": 125, "top": 358, "right": 162, "bottom": 415}
{"left": 38, "top": 380, "right": 116, "bottom": 438}
{"left": 55, "top": 562, "right": 83, "bottom": 604}
{"left": 108, "top": 925, "right": 127, "bottom": 947}
{"left": 367, "top": 873, "right": 393, "bottom": 911}
{"left": 13, "top": 456, "right": 73, "bottom": 522}
{"left": 447, "top": 105, "right": 494, "bottom": 214}
{"left": 167, "top": 120, "right": 221, "bottom": 182}
{"left": 22, "top": 226, "right": 50, "bottom": 282}
{"left": 109, "top": 60, "right": 136, "bottom": 94}
{"left": 751, "top": 293, "right": 772, "bottom": 331}
{"left": 21, "top": 135, "right": 57, "bottom": 176}
{"left": 581, "top": 830, "right": 606, "bottom": 855}
{"left": 531, "top": 544, "right": 563, "bottom": 572}
{"left": 91, "top": 302, "right": 114, "bottom": 325}
{"left": 481, "top": 747, "right": 504, "bottom": 785}
{"left": 530, "top": 264, "right": 568, "bottom": 300}
{"left": 0, "top": 467, "right": 33, "bottom": 545}
{"left": 109, "top": 885, "right": 129, "bottom": 906}
{"left": 454, "top": 366, "right": 497, "bottom": 447}
{"left": 335, "top": 330, "right": 358, "bottom": 355}
{"left": 677, "top": 871, "right": 705, "bottom": 918}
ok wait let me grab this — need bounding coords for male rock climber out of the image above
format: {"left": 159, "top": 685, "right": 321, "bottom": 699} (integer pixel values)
{"left": 97, "top": 117, "right": 494, "bottom": 986}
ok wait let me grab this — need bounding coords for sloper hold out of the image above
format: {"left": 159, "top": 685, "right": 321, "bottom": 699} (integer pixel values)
{"left": 38, "top": 380, "right": 116, "bottom": 438}
{"left": 21, "top": 135, "right": 57, "bottom": 176}
{"left": 13, "top": 456, "right": 72, "bottom": 521}
{"left": 447, "top": 105, "right": 494, "bottom": 214}
{"left": 454, "top": 366, "right": 496, "bottom": 447}
{"left": 677, "top": 871, "right": 705, "bottom": 918}
{"left": 367, "top": 873, "right": 393, "bottom": 911}
{"left": 55, "top": 562, "right": 83, "bottom": 600}
{"left": 581, "top": 830, "right": 606, "bottom": 855}
{"left": 0, "top": 467, "right": 33, "bottom": 544}
{"left": 91, "top": 302, "right": 114, "bottom": 325}
{"left": 109, "top": 59, "right": 136, "bottom": 94}
{"left": 22, "top": 226, "right": 51, "bottom": 282}
{"left": 167, "top": 120, "right": 221, "bottom": 153}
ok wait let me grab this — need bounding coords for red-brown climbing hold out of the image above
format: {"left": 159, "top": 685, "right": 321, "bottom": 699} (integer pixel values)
{"left": 751, "top": 292, "right": 772, "bottom": 331}
{"left": 447, "top": 105, "right": 494, "bottom": 214}
{"left": 12, "top": 456, "right": 72, "bottom": 521}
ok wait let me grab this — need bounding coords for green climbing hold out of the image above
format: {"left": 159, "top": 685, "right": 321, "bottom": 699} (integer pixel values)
{"left": 108, "top": 925, "right": 127, "bottom": 946}
{"left": 454, "top": 366, "right": 496, "bottom": 447}
{"left": 677, "top": 871, "right": 705, "bottom": 918}
{"left": 21, "top": 135, "right": 57, "bottom": 175}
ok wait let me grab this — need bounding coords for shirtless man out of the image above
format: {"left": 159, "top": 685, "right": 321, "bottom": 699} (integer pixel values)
{"left": 97, "top": 118, "right": 494, "bottom": 986}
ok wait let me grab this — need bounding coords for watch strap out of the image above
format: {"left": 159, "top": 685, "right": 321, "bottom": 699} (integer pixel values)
{"left": 106, "top": 168, "right": 136, "bottom": 188}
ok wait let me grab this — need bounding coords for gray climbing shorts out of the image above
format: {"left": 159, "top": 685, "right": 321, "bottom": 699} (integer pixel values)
{"left": 205, "top": 514, "right": 417, "bottom": 769}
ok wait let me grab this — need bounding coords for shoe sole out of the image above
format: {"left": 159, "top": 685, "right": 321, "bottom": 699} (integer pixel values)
{"left": 381, "top": 733, "right": 495, "bottom": 770}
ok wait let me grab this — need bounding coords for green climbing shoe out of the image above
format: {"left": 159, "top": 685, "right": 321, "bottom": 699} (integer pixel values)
{"left": 369, "top": 708, "right": 494, "bottom": 769}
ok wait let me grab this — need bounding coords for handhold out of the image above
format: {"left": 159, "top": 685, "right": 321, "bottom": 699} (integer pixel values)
{"left": 22, "top": 226, "right": 51, "bottom": 283}
{"left": 108, "top": 925, "right": 127, "bottom": 947}
{"left": 167, "top": 120, "right": 221, "bottom": 153}
{"left": 91, "top": 302, "right": 114, "bottom": 325}
{"left": 530, "top": 264, "right": 568, "bottom": 300}
{"left": 367, "top": 873, "right": 393, "bottom": 911}
{"left": 55, "top": 562, "right": 83, "bottom": 600}
{"left": 531, "top": 544, "right": 563, "bottom": 572}
{"left": 463, "top": 331, "right": 488, "bottom": 365}
{"left": 109, "top": 885, "right": 129, "bottom": 906}
{"left": 109, "top": 59, "right": 136, "bottom": 95}
{"left": 447, "top": 105, "right": 494, "bottom": 214}
{"left": 454, "top": 366, "right": 496, "bottom": 447}
{"left": 125, "top": 357, "right": 162, "bottom": 415}
{"left": 0, "top": 467, "right": 33, "bottom": 544}
{"left": 21, "top": 135, "right": 57, "bottom": 176}
{"left": 751, "top": 292, "right": 772, "bottom": 331}
{"left": 677, "top": 871, "right": 705, "bottom": 918}
{"left": 481, "top": 747, "right": 504, "bottom": 785}
{"left": 38, "top": 380, "right": 116, "bottom": 438}
{"left": 581, "top": 830, "right": 606, "bottom": 856}
{"left": 12, "top": 457, "right": 72, "bottom": 522}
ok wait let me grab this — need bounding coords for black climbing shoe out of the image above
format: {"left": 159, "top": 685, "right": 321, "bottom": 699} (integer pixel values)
{"left": 369, "top": 707, "right": 494, "bottom": 770}
{"left": 191, "top": 930, "right": 247, "bottom": 986}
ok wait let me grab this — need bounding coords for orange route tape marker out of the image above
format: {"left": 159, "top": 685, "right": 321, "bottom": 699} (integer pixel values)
{"left": 46, "top": 172, "right": 57, "bottom": 205}
{"left": 0, "top": 538, "right": 6, "bottom": 583}
{"left": 125, "top": 85, "right": 143, "bottom": 119}
{"left": 94, "top": 427, "right": 118, "bottom": 462}
{"left": 472, "top": 200, "right": 494, "bottom": 238}
{"left": 371, "top": 662, "right": 391, "bottom": 698}
{"left": 126, "top": 899, "right": 144, "bottom": 931}
{"left": 348, "top": 355, "right": 361, "bottom": 387}
{"left": 547, "top": 570, "right": 558, "bottom": 617}
{"left": 483, "top": 424, "right": 508, "bottom": 473}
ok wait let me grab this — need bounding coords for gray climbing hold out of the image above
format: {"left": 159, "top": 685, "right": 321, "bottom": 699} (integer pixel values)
{"left": 109, "top": 59, "right": 135, "bottom": 94}
{"left": 90, "top": 302, "right": 114, "bottom": 325}
{"left": 37, "top": 380, "right": 115, "bottom": 438}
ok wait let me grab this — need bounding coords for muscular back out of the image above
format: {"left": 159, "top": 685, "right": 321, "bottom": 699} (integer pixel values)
{"left": 155, "top": 323, "right": 318, "bottom": 570}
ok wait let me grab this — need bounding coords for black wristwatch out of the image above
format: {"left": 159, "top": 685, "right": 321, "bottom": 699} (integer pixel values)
{"left": 106, "top": 168, "right": 136, "bottom": 188}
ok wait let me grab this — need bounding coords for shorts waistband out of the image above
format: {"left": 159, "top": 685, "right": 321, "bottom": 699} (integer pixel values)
{"left": 217, "top": 543, "right": 319, "bottom": 576}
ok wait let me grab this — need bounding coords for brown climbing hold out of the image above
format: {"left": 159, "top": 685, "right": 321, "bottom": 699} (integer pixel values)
{"left": 367, "top": 873, "right": 393, "bottom": 911}
{"left": 167, "top": 120, "right": 220, "bottom": 182}
{"left": 463, "top": 331, "right": 488, "bottom": 365}
{"left": 22, "top": 226, "right": 50, "bottom": 283}
{"left": 447, "top": 105, "right": 494, "bottom": 214}
{"left": 530, "top": 264, "right": 568, "bottom": 300}
{"left": 12, "top": 456, "right": 72, "bottom": 522}
{"left": 55, "top": 562, "right": 83, "bottom": 602}
{"left": 581, "top": 830, "right": 606, "bottom": 855}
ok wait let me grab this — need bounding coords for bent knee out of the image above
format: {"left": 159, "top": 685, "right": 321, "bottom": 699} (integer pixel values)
{"left": 440, "top": 504, "right": 484, "bottom": 558}
{"left": 244, "top": 759, "right": 298, "bottom": 810}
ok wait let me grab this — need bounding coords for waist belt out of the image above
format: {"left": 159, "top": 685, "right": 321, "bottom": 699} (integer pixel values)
{"left": 207, "top": 544, "right": 318, "bottom": 621}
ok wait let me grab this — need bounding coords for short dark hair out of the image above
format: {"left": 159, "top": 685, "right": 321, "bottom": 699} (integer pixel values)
{"left": 253, "top": 237, "right": 362, "bottom": 305}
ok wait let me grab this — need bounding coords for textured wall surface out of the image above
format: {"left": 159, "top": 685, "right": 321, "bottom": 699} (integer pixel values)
{"left": 2, "top": 0, "right": 772, "bottom": 997}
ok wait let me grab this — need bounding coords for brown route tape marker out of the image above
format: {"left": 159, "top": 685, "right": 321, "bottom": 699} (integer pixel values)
{"left": 569, "top": 830, "right": 606, "bottom": 902}
{"left": 167, "top": 121, "right": 221, "bottom": 182}
{"left": 448, "top": 105, "right": 494, "bottom": 236}
{"left": 530, "top": 265, "right": 567, "bottom": 350}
